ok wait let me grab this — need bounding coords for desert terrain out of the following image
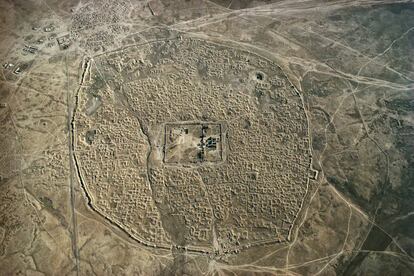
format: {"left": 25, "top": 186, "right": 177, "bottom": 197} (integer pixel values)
{"left": 0, "top": 0, "right": 413, "bottom": 275}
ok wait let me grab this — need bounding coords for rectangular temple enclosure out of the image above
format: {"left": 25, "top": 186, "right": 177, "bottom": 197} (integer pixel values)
{"left": 163, "top": 122, "right": 224, "bottom": 164}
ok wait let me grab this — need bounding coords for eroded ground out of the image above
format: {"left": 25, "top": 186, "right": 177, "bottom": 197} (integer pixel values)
{"left": 0, "top": 0, "right": 413, "bottom": 275}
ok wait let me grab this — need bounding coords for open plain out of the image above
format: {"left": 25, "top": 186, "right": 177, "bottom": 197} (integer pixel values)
{"left": 0, "top": 0, "right": 413, "bottom": 275}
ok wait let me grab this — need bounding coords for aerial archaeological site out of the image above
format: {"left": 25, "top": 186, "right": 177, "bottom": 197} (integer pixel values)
{"left": 0, "top": 0, "right": 413, "bottom": 275}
